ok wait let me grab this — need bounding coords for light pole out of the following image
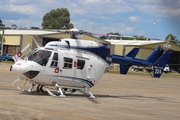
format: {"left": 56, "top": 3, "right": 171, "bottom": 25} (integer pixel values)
{"left": 153, "top": 22, "right": 156, "bottom": 38}
{"left": 0, "top": 28, "right": 4, "bottom": 55}
{"left": 0, "top": 26, "right": 10, "bottom": 55}
{"left": 20, "top": 18, "right": 23, "bottom": 29}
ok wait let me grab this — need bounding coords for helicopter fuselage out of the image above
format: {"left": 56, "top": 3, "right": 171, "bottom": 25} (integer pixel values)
{"left": 12, "top": 39, "right": 110, "bottom": 89}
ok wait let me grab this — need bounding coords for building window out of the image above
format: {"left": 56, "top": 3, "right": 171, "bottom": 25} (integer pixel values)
{"left": 63, "top": 57, "right": 73, "bottom": 69}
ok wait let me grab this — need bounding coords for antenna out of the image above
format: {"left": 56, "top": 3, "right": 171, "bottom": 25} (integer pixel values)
{"left": 163, "top": 34, "right": 172, "bottom": 49}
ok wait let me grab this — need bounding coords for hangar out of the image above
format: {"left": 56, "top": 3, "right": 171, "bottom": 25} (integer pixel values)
{"left": 0, "top": 29, "right": 109, "bottom": 55}
{"left": 1, "top": 29, "right": 180, "bottom": 72}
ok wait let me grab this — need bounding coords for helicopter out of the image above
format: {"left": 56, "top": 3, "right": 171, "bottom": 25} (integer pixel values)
{"left": 10, "top": 30, "right": 173, "bottom": 98}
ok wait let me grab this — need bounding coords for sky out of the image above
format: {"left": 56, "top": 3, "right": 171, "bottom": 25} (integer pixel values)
{"left": 0, "top": 0, "right": 180, "bottom": 40}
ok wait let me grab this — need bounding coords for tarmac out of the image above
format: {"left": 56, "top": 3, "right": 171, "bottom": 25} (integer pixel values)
{"left": 0, "top": 63, "right": 180, "bottom": 120}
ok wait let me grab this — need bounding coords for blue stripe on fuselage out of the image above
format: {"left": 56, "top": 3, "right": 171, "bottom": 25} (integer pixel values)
{"left": 48, "top": 75, "right": 94, "bottom": 88}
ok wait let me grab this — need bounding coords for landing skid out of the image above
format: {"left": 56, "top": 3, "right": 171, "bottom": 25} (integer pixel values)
{"left": 45, "top": 83, "right": 96, "bottom": 98}
{"left": 28, "top": 83, "right": 36, "bottom": 92}
{"left": 14, "top": 83, "right": 36, "bottom": 93}
{"left": 45, "top": 88, "right": 56, "bottom": 97}
{"left": 83, "top": 87, "right": 95, "bottom": 98}
{"left": 12, "top": 77, "right": 27, "bottom": 92}
{"left": 12, "top": 78, "right": 96, "bottom": 98}
{"left": 45, "top": 83, "right": 65, "bottom": 97}
{"left": 12, "top": 78, "right": 44, "bottom": 93}
{"left": 14, "top": 84, "right": 26, "bottom": 92}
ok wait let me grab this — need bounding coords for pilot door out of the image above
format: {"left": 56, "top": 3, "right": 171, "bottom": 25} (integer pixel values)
{"left": 42, "top": 52, "right": 60, "bottom": 75}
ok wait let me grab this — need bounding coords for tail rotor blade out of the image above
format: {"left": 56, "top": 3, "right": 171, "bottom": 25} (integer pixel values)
{"left": 13, "top": 44, "right": 31, "bottom": 62}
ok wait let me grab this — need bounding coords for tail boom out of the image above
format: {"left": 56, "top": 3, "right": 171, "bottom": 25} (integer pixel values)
{"left": 111, "top": 46, "right": 173, "bottom": 78}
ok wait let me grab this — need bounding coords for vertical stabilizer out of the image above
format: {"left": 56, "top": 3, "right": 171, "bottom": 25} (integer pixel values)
{"left": 146, "top": 46, "right": 162, "bottom": 63}
{"left": 153, "top": 50, "right": 173, "bottom": 78}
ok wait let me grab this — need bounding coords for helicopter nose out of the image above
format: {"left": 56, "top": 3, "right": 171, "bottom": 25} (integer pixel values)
{"left": 11, "top": 62, "right": 27, "bottom": 75}
{"left": 11, "top": 62, "right": 40, "bottom": 79}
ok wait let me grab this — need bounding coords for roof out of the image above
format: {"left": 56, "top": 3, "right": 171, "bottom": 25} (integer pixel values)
{"left": 1, "top": 29, "right": 111, "bottom": 45}
{"left": 0, "top": 26, "right": 11, "bottom": 30}
{"left": 105, "top": 40, "right": 165, "bottom": 46}
{"left": 0, "top": 29, "right": 59, "bottom": 35}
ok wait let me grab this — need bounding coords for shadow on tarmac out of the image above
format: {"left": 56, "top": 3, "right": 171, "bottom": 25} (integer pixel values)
{"left": 17, "top": 90, "right": 179, "bottom": 104}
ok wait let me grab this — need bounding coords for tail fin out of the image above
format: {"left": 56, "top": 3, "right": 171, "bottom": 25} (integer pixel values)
{"left": 153, "top": 49, "right": 173, "bottom": 78}
{"left": 126, "top": 47, "right": 139, "bottom": 58}
{"left": 146, "top": 46, "right": 163, "bottom": 63}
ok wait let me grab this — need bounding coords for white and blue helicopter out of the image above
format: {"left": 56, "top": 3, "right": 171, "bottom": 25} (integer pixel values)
{"left": 10, "top": 30, "right": 173, "bottom": 98}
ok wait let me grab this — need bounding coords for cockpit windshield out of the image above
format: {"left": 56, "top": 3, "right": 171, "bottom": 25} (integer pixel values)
{"left": 28, "top": 50, "right": 52, "bottom": 66}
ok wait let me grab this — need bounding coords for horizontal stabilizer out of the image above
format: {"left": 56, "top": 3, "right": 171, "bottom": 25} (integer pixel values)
{"left": 146, "top": 46, "right": 163, "bottom": 63}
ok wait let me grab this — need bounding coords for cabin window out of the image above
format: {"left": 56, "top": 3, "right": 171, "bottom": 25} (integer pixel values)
{"left": 77, "top": 59, "right": 85, "bottom": 70}
{"left": 63, "top": 57, "right": 73, "bottom": 69}
{"left": 50, "top": 53, "right": 58, "bottom": 67}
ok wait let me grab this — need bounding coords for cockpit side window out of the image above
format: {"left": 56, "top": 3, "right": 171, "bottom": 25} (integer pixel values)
{"left": 50, "top": 53, "right": 58, "bottom": 67}
{"left": 28, "top": 50, "right": 51, "bottom": 66}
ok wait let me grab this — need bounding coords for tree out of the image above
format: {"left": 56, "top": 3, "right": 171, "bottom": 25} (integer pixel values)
{"left": 165, "top": 33, "right": 180, "bottom": 45}
{"left": 11, "top": 24, "right": 18, "bottom": 29}
{"left": 0, "top": 19, "right": 5, "bottom": 26}
{"left": 41, "top": 8, "right": 74, "bottom": 29}
{"left": 105, "top": 32, "right": 121, "bottom": 36}
{"left": 31, "top": 27, "right": 40, "bottom": 29}
{"left": 66, "top": 23, "right": 74, "bottom": 29}
{"left": 99, "top": 32, "right": 121, "bottom": 39}
{"left": 99, "top": 33, "right": 148, "bottom": 40}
